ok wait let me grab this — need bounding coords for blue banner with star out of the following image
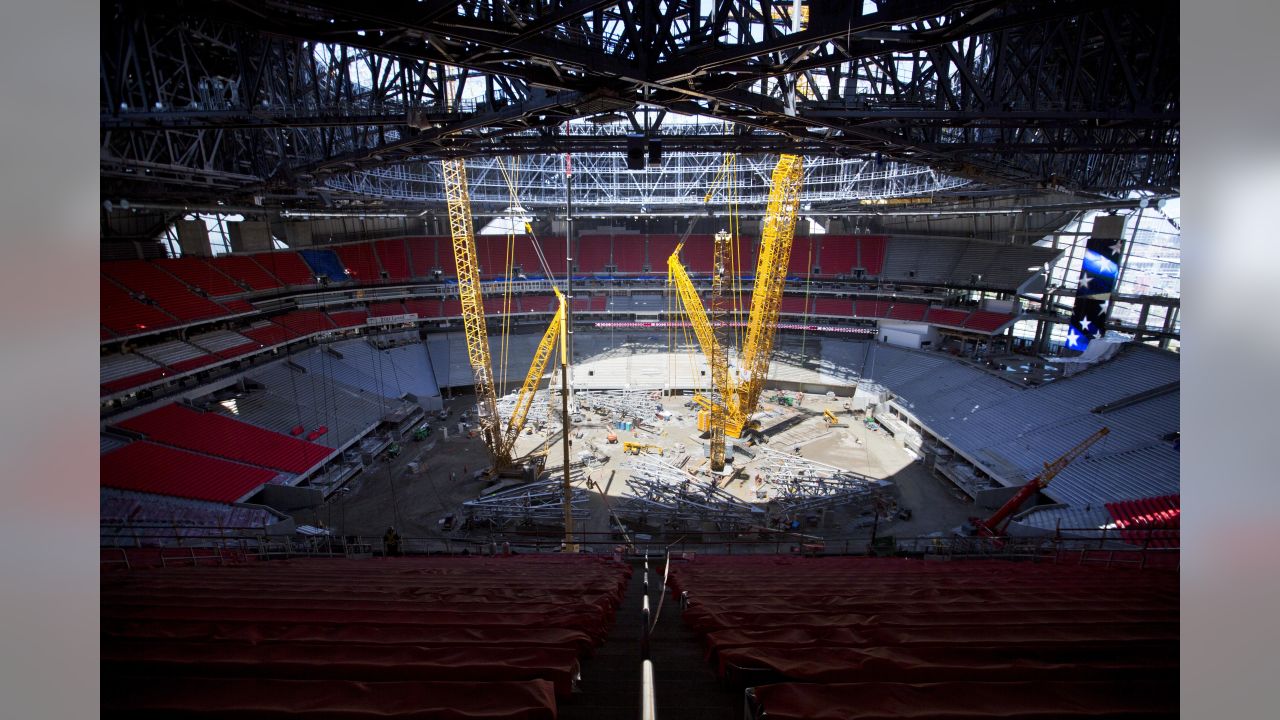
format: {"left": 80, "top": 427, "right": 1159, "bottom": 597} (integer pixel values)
{"left": 1065, "top": 215, "right": 1125, "bottom": 352}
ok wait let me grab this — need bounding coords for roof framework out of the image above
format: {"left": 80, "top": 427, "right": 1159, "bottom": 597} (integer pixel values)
{"left": 102, "top": 1, "right": 1178, "bottom": 210}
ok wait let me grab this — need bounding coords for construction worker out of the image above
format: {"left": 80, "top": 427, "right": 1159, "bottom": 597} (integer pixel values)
{"left": 382, "top": 526, "right": 402, "bottom": 557}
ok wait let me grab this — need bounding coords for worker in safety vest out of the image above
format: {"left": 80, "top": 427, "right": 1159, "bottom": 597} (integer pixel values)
{"left": 382, "top": 527, "right": 402, "bottom": 557}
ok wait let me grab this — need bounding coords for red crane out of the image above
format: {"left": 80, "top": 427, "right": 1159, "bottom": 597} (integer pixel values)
{"left": 970, "top": 427, "right": 1110, "bottom": 537}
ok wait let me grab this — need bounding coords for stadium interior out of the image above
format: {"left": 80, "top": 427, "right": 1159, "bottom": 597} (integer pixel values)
{"left": 100, "top": 2, "right": 1180, "bottom": 718}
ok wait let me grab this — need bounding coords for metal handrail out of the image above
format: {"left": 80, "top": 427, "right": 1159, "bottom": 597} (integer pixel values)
{"left": 640, "top": 659, "right": 657, "bottom": 720}
{"left": 99, "top": 524, "right": 1181, "bottom": 580}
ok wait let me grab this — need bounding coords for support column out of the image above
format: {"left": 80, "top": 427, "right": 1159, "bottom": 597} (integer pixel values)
{"left": 227, "top": 220, "right": 272, "bottom": 253}
{"left": 176, "top": 220, "right": 212, "bottom": 257}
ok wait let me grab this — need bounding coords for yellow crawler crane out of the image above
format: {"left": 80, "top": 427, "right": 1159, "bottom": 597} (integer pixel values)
{"left": 667, "top": 154, "right": 804, "bottom": 468}
{"left": 442, "top": 157, "right": 567, "bottom": 475}
{"left": 623, "top": 442, "right": 664, "bottom": 456}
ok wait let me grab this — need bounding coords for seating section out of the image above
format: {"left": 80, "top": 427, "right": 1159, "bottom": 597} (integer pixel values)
{"left": 333, "top": 243, "right": 383, "bottom": 283}
{"left": 137, "top": 340, "right": 219, "bottom": 373}
{"left": 299, "top": 249, "right": 350, "bottom": 282}
{"left": 857, "top": 236, "right": 888, "bottom": 275}
{"left": 577, "top": 235, "right": 614, "bottom": 272}
{"left": 103, "top": 236, "right": 1033, "bottom": 348}
{"left": 241, "top": 320, "right": 299, "bottom": 348}
{"left": 250, "top": 251, "right": 318, "bottom": 286}
{"left": 220, "top": 297, "right": 255, "bottom": 314}
{"left": 681, "top": 235, "right": 716, "bottom": 273}
{"left": 963, "top": 310, "right": 1016, "bottom": 333}
{"left": 101, "top": 279, "right": 179, "bottom": 335}
{"left": 884, "top": 302, "right": 928, "bottom": 322}
{"left": 102, "top": 555, "right": 632, "bottom": 718}
{"left": 819, "top": 236, "right": 857, "bottom": 276}
{"left": 644, "top": 234, "right": 680, "bottom": 274}
{"left": 475, "top": 236, "right": 525, "bottom": 277}
{"left": 779, "top": 297, "right": 812, "bottom": 315}
{"left": 669, "top": 556, "right": 1177, "bottom": 720}
{"left": 101, "top": 352, "right": 169, "bottom": 395}
{"left": 924, "top": 308, "right": 971, "bottom": 327}
{"left": 498, "top": 234, "right": 550, "bottom": 275}
{"left": 100, "top": 441, "right": 279, "bottom": 502}
{"left": 374, "top": 239, "right": 412, "bottom": 280}
{"left": 403, "top": 298, "right": 442, "bottom": 318}
{"left": 102, "top": 262, "right": 230, "bottom": 322}
{"left": 189, "top": 329, "right": 260, "bottom": 359}
{"left": 159, "top": 257, "right": 245, "bottom": 297}
{"left": 813, "top": 298, "right": 852, "bottom": 317}
{"left": 789, "top": 237, "right": 818, "bottom": 275}
{"left": 115, "top": 403, "right": 332, "bottom": 473}
{"left": 405, "top": 237, "right": 441, "bottom": 277}
{"left": 370, "top": 300, "right": 407, "bottom": 317}
{"left": 534, "top": 235, "right": 568, "bottom": 276}
{"left": 101, "top": 488, "right": 282, "bottom": 539}
{"left": 328, "top": 308, "right": 370, "bottom": 327}
{"left": 520, "top": 295, "right": 557, "bottom": 313}
{"left": 273, "top": 309, "right": 336, "bottom": 336}
{"left": 1106, "top": 494, "right": 1180, "bottom": 548}
{"left": 209, "top": 254, "right": 283, "bottom": 290}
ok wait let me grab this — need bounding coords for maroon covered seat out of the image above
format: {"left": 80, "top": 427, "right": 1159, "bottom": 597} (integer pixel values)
{"left": 103, "top": 641, "right": 582, "bottom": 696}
{"left": 719, "top": 644, "right": 1177, "bottom": 683}
{"left": 102, "top": 556, "right": 632, "bottom": 718}
{"left": 747, "top": 680, "right": 1177, "bottom": 719}
{"left": 102, "top": 678, "right": 558, "bottom": 719}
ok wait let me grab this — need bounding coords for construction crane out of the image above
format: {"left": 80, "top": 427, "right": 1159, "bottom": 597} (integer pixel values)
{"left": 667, "top": 154, "right": 804, "bottom": 470}
{"left": 623, "top": 442, "right": 664, "bottom": 456}
{"left": 442, "top": 157, "right": 568, "bottom": 477}
{"left": 968, "top": 427, "right": 1111, "bottom": 537}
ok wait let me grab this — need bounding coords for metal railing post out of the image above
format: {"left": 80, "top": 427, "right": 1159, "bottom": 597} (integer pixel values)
{"left": 641, "top": 659, "right": 656, "bottom": 720}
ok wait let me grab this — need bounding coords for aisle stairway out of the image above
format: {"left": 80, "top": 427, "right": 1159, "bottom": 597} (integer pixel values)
{"left": 560, "top": 557, "right": 740, "bottom": 720}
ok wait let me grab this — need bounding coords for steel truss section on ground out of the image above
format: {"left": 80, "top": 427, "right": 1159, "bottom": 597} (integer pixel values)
{"left": 574, "top": 388, "right": 663, "bottom": 420}
{"left": 461, "top": 479, "right": 590, "bottom": 529}
{"left": 616, "top": 455, "right": 764, "bottom": 529}
{"left": 753, "top": 447, "right": 894, "bottom": 515}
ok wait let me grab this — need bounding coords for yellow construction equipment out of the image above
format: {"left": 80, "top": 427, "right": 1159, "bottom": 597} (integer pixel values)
{"left": 442, "top": 157, "right": 567, "bottom": 475}
{"left": 667, "top": 154, "right": 804, "bottom": 466}
{"left": 823, "top": 409, "right": 840, "bottom": 425}
{"left": 623, "top": 442, "right": 664, "bottom": 456}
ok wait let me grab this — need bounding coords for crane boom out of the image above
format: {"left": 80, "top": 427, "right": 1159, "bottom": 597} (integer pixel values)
{"left": 737, "top": 154, "right": 804, "bottom": 417}
{"left": 666, "top": 154, "right": 804, "bottom": 445}
{"left": 444, "top": 157, "right": 566, "bottom": 473}
{"left": 667, "top": 244, "right": 736, "bottom": 413}
{"left": 974, "top": 426, "right": 1111, "bottom": 536}
{"left": 443, "top": 157, "right": 502, "bottom": 455}
{"left": 498, "top": 290, "right": 565, "bottom": 460}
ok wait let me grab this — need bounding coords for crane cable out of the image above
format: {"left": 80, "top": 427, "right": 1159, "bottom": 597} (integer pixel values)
{"left": 496, "top": 156, "right": 518, "bottom": 399}
{"left": 800, "top": 236, "right": 813, "bottom": 357}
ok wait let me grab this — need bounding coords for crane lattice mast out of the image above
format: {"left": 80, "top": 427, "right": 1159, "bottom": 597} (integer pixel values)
{"left": 443, "top": 157, "right": 567, "bottom": 473}
{"left": 667, "top": 154, "right": 804, "bottom": 454}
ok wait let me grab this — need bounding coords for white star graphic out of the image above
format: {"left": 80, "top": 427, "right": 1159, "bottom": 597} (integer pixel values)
{"left": 1079, "top": 276, "right": 1091, "bottom": 290}
{"left": 1082, "top": 319, "right": 1094, "bottom": 333}
{"left": 1109, "top": 240, "right": 1123, "bottom": 256}
{"left": 1066, "top": 328, "right": 1081, "bottom": 347}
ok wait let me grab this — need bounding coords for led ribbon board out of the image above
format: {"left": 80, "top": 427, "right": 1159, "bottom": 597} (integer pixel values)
{"left": 1065, "top": 214, "right": 1126, "bottom": 352}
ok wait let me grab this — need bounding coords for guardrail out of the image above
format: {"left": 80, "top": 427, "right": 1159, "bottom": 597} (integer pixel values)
{"left": 100, "top": 526, "right": 1178, "bottom": 569}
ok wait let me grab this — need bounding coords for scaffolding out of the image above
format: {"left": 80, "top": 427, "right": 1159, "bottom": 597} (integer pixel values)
{"left": 461, "top": 478, "right": 591, "bottom": 529}
{"left": 615, "top": 455, "right": 764, "bottom": 528}
{"left": 754, "top": 447, "right": 893, "bottom": 516}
